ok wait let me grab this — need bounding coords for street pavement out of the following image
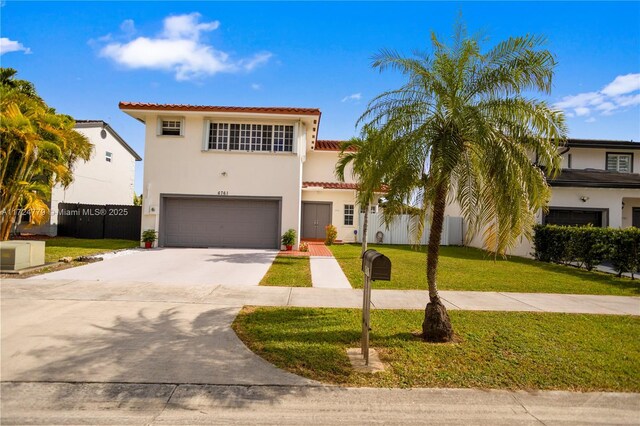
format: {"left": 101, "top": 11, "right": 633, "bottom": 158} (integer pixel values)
{"left": 1, "top": 277, "right": 638, "bottom": 424}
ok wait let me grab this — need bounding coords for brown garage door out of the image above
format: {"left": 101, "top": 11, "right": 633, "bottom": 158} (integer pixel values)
{"left": 161, "top": 197, "right": 280, "bottom": 248}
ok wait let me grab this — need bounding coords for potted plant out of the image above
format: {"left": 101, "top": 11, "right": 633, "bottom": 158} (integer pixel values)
{"left": 141, "top": 229, "right": 158, "bottom": 249}
{"left": 281, "top": 228, "right": 296, "bottom": 251}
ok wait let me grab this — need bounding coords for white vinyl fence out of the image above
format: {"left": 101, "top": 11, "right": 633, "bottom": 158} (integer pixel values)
{"left": 357, "top": 213, "right": 464, "bottom": 246}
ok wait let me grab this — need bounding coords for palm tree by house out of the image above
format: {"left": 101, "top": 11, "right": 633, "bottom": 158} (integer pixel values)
{"left": 0, "top": 68, "right": 92, "bottom": 240}
{"left": 360, "top": 26, "right": 567, "bottom": 342}
{"left": 335, "top": 126, "right": 388, "bottom": 257}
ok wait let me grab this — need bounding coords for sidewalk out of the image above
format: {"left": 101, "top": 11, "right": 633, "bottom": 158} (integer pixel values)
{"left": 3, "top": 279, "right": 638, "bottom": 315}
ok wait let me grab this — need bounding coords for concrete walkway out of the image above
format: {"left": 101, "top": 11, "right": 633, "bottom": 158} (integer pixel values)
{"left": 306, "top": 242, "right": 352, "bottom": 289}
{"left": 309, "top": 257, "right": 352, "bottom": 289}
{"left": 3, "top": 279, "right": 638, "bottom": 315}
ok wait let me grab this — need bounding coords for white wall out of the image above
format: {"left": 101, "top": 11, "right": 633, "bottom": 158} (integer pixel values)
{"left": 142, "top": 114, "right": 304, "bottom": 247}
{"left": 46, "top": 126, "right": 135, "bottom": 226}
{"left": 303, "top": 150, "right": 355, "bottom": 183}
{"left": 561, "top": 147, "right": 639, "bottom": 171}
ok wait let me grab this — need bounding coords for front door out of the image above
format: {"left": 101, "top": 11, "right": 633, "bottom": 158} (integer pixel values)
{"left": 633, "top": 208, "right": 640, "bottom": 228}
{"left": 302, "top": 203, "right": 332, "bottom": 239}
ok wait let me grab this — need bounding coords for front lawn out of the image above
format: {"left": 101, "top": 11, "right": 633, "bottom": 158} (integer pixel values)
{"left": 233, "top": 307, "right": 640, "bottom": 391}
{"left": 43, "top": 237, "right": 139, "bottom": 263}
{"left": 260, "top": 256, "right": 312, "bottom": 287}
{"left": 330, "top": 244, "right": 639, "bottom": 295}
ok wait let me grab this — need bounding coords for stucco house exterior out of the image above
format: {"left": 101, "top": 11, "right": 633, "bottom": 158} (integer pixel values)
{"left": 18, "top": 120, "right": 141, "bottom": 236}
{"left": 120, "top": 102, "right": 363, "bottom": 249}
{"left": 455, "top": 138, "right": 640, "bottom": 257}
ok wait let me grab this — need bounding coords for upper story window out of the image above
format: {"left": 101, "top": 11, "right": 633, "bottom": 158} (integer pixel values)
{"left": 207, "top": 122, "right": 294, "bottom": 153}
{"left": 606, "top": 153, "right": 633, "bottom": 173}
{"left": 105, "top": 151, "right": 112, "bottom": 163}
{"left": 158, "top": 117, "right": 183, "bottom": 136}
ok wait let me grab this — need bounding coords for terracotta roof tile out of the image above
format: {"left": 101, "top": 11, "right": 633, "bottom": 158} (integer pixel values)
{"left": 302, "top": 181, "right": 359, "bottom": 190}
{"left": 119, "top": 102, "right": 321, "bottom": 116}
{"left": 314, "top": 140, "right": 354, "bottom": 151}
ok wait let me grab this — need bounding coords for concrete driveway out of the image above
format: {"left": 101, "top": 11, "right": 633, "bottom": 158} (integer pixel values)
{"left": 32, "top": 248, "right": 278, "bottom": 286}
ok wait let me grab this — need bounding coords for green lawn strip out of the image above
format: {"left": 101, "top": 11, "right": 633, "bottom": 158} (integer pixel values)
{"left": 233, "top": 307, "right": 640, "bottom": 391}
{"left": 329, "top": 244, "right": 639, "bottom": 295}
{"left": 260, "top": 256, "right": 312, "bottom": 287}
{"left": 44, "top": 238, "right": 139, "bottom": 263}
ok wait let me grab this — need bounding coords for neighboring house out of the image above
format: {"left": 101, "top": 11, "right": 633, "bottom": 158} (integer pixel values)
{"left": 453, "top": 138, "right": 640, "bottom": 257}
{"left": 120, "top": 102, "right": 365, "bottom": 249}
{"left": 18, "top": 120, "right": 142, "bottom": 236}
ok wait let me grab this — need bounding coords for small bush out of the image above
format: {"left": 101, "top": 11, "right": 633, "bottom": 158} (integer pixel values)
{"left": 325, "top": 224, "right": 338, "bottom": 245}
{"left": 534, "top": 225, "right": 640, "bottom": 278}
{"left": 299, "top": 241, "right": 309, "bottom": 252}
{"left": 608, "top": 228, "right": 640, "bottom": 279}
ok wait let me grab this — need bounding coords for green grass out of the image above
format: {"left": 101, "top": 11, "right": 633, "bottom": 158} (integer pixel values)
{"left": 329, "top": 244, "right": 640, "bottom": 295}
{"left": 233, "top": 307, "right": 640, "bottom": 391}
{"left": 43, "top": 237, "right": 139, "bottom": 263}
{"left": 260, "top": 256, "right": 312, "bottom": 287}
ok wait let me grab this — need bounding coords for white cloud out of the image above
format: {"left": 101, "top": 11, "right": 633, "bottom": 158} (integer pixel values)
{"left": 341, "top": 93, "right": 362, "bottom": 103}
{"left": 251, "top": 83, "right": 261, "bottom": 90}
{"left": 585, "top": 117, "right": 596, "bottom": 123}
{"left": 554, "top": 73, "right": 640, "bottom": 118}
{"left": 601, "top": 73, "right": 640, "bottom": 96}
{"left": 99, "top": 13, "right": 271, "bottom": 81}
{"left": 120, "top": 19, "right": 136, "bottom": 36}
{"left": 0, "top": 37, "right": 31, "bottom": 55}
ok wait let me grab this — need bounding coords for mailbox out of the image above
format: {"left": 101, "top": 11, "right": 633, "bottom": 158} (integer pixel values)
{"left": 361, "top": 249, "right": 391, "bottom": 281}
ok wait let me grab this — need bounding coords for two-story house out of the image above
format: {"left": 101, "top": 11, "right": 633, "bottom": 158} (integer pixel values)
{"left": 18, "top": 120, "right": 142, "bottom": 236}
{"left": 120, "top": 102, "right": 360, "bottom": 249}
{"left": 456, "top": 138, "right": 640, "bottom": 257}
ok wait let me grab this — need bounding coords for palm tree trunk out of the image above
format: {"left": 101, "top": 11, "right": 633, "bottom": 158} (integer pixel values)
{"left": 422, "top": 182, "right": 454, "bottom": 342}
{"left": 361, "top": 202, "right": 369, "bottom": 257}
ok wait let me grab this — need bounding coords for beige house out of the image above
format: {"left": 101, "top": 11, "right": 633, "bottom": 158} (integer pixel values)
{"left": 18, "top": 120, "right": 141, "bottom": 236}
{"left": 457, "top": 138, "right": 640, "bottom": 257}
{"left": 120, "top": 102, "right": 362, "bottom": 249}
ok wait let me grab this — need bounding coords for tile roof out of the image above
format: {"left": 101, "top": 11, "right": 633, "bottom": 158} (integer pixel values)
{"left": 314, "top": 140, "right": 355, "bottom": 151}
{"left": 119, "top": 102, "right": 321, "bottom": 116}
{"left": 549, "top": 168, "right": 640, "bottom": 188}
{"left": 302, "top": 181, "right": 389, "bottom": 192}
{"left": 302, "top": 181, "right": 359, "bottom": 190}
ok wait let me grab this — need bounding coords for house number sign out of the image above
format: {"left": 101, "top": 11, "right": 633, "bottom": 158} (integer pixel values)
{"left": 217, "top": 191, "right": 229, "bottom": 196}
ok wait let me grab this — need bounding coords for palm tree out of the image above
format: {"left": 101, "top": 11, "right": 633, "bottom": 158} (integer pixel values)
{"left": 0, "top": 69, "right": 92, "bottom": 240}
{"left": 360, "top": 26, "right": 567, "bottom": 342}
{"left": 335, "top": 126, "right": 387, "bottom": 257}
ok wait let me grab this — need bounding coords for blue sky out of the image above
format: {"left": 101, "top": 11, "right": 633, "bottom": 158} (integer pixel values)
{"left": 2, "top": 1, "right": 639, "bottom": 194}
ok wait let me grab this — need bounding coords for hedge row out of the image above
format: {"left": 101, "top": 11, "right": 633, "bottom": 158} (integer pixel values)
{"left": 533, "top": 225, "right": 640, "bottom": 278}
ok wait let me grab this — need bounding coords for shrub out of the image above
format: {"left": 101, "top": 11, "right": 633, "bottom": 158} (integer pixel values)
{"left": 281, "top": 229, "right": 296, "bottom": 247}
{"left": 299, "top": 241, "right": 309, "bottom": 252}
{"left": 325, "top": 224, "right": 338, "bottom": 245}
{"left": 533, "top": 225, "right": 573, "bottom": 264}
{"left": 571, "top": 226, "right": 610, "bottom": 271}
{"left": 534, "top": 225, "right": 640, "bottom": 278}
{"left": 608, "top": 228, "right": 640, "bottom": 279}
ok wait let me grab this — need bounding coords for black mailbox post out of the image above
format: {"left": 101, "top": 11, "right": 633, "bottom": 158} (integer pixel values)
{"left": 360, "top": 249, "right": 391, "bottom": 365}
